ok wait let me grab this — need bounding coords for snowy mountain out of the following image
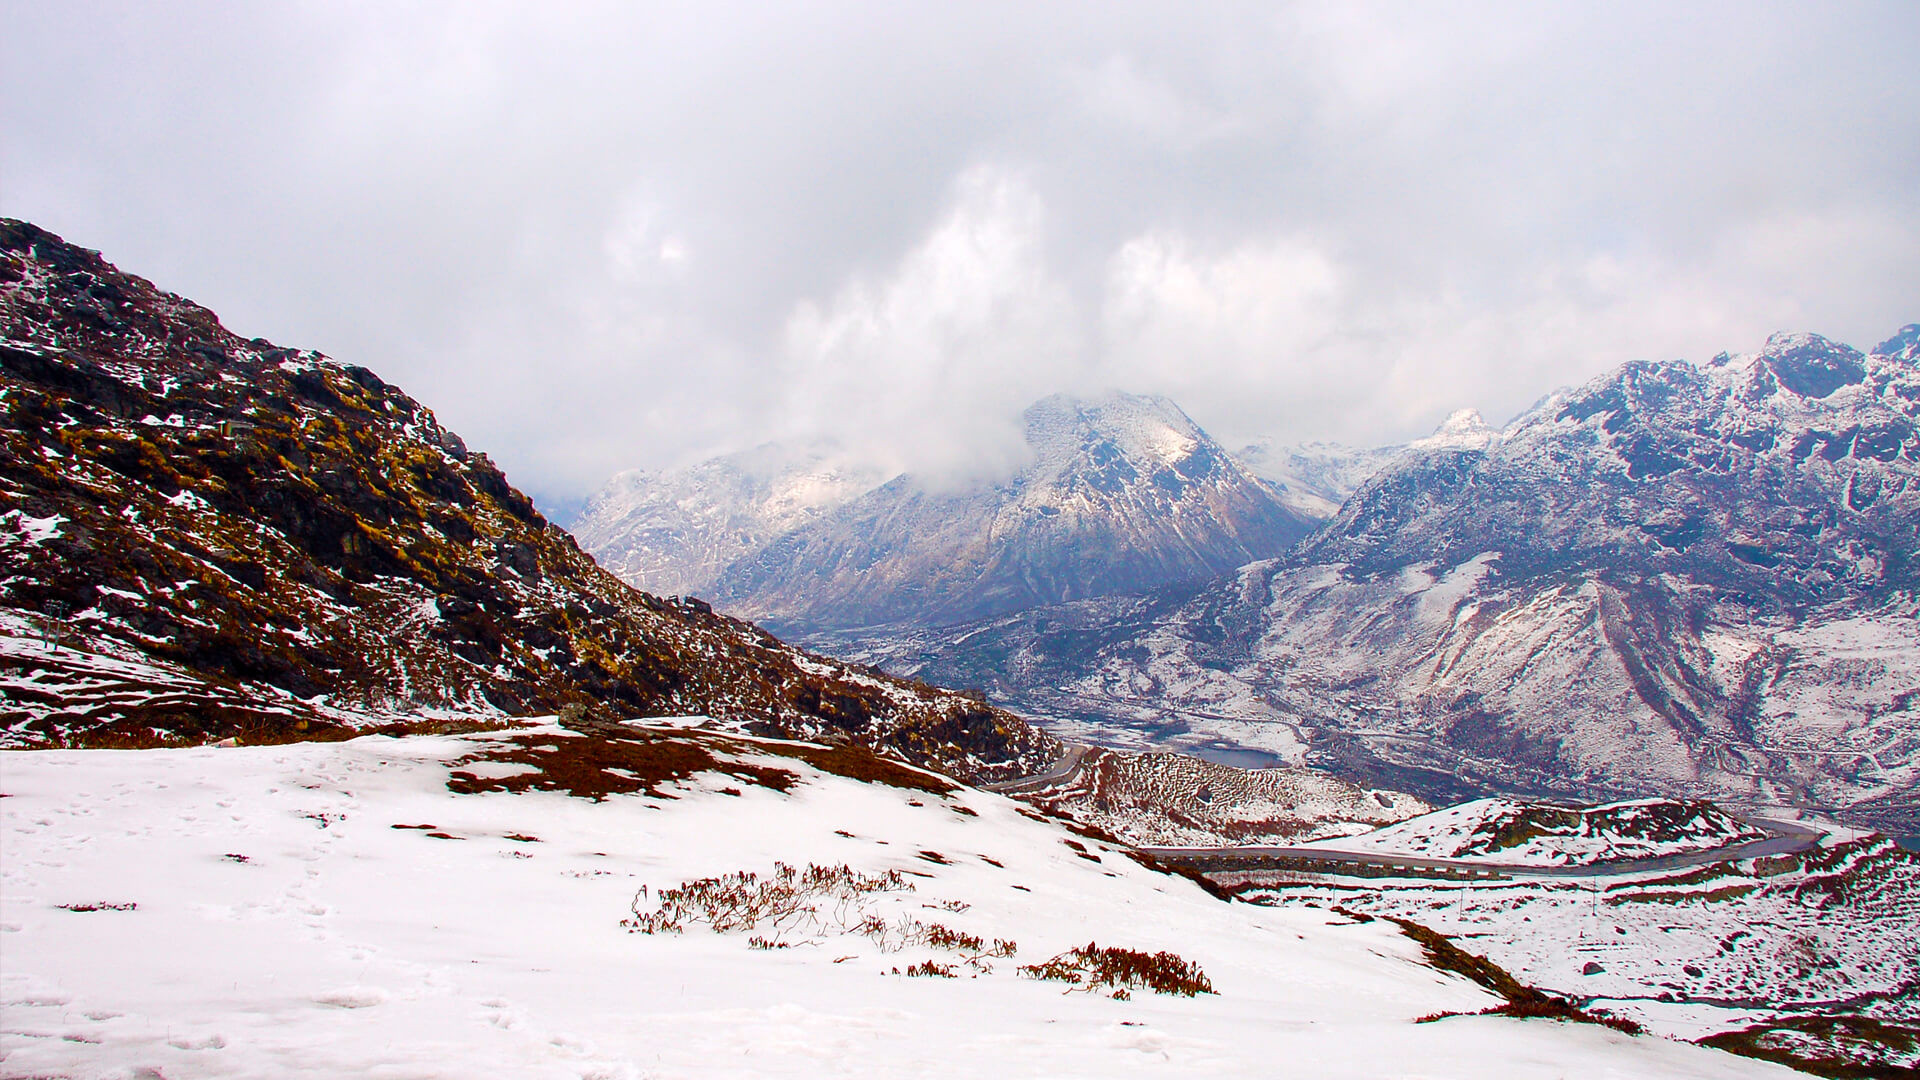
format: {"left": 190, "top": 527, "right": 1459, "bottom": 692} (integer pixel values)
{"left": 0, "top": 220, "right": 1055, "bottom": 781}
{"left": 1235, "top": 409, "right": 1495, "bottom": 520}
{"left": 836, "top": 327, "right": 1920, "bottom": 832}
{"left": 570, "top": 439, "right": 885, "bottom": 597}
{"left": 0, "top": 722, "right": 1800, "bottom": 1079}
{"left": 705, "top": 391, "right": 1316, "bottom": 631}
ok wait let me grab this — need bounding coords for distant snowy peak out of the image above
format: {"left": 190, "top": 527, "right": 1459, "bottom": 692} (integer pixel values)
{"left": 573, "top": 439, "right": 887, "bottom": 596}
{"left": 1234, "top": 439, "right": 1396, "bottom": 520}
{"left": 1022, "top": 390, "right": 1205, "bottom": 470}
{"left": 1235, "top": 409, "right": 1492, "bottom": 520}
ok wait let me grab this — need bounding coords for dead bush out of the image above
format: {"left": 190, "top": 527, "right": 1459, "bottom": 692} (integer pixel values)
{"left": 1018, "top": 942, "right": 1214, "bottom": 998}
{"left": 624, "top": 862, "right": 912, "bottom": 944}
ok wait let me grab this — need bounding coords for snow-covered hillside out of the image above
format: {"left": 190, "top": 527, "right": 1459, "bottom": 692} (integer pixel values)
{"left": 0, "top": 729, "right": 1791, "bottom": 1079}
{"left": 1303, "top": 798, "right": 1766, "bottom": 867}
{"left": 707, "top": 391, "right": 1314, "bottom": 631}
{"left": 571, "top": 440, "right": 885, "bottom": 598}
{"left": 0, "top": 219, "right": 1056, "bottom": 782}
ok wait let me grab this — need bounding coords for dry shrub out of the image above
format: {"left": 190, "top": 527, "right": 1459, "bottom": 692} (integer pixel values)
{"left": 626, "top": 862, "right": 1017, "bottom": 966}
{"left": 624, "top": 862, "right": 910, "bottom": 939}
{"left": 1018, "top": 942, "right": 1214, "bottom": 998}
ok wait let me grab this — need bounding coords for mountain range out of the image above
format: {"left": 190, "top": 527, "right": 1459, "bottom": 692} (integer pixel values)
{"left": 831, "top": 327, "right": 1920, "bottom": 832}
{"left": 583, "top": 391, "right": 1318, "bottom": 632}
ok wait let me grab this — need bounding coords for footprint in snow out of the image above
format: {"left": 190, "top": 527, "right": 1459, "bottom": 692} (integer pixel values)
{"left": 313, "top": 986, "right": 390, "bottom": 1009}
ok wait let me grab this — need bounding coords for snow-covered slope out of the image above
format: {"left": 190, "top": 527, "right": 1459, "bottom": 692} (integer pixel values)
{"left": 0, "top": 730, "right": 1791, "bottom": 1079}
{"left": 1304, "top": 798, "right": 1766, "bottom": 867}
{"left": 709, "top": 391, "right": 1316, "bottom": 631}
{"left": 571, "top": 440, "right": 885, "bottom": 597}
{"left": 862, "top": 327, "right": 1920, "bottom": 831}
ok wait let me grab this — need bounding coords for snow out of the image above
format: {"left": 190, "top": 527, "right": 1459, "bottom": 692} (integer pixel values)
{"left": 0, "top": 729, "right": 1791, "bottom": 1078}
{"left": 1303, "top": 798, "right": 1765, "bottom": 866}
{"left": 2, "top": 509, "right": 65, "bottom": 545}
{"left": 1245, "top": 835, "right": 1920, "bottom": 1046}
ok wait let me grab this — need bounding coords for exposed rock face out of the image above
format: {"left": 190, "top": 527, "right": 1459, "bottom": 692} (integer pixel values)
{"left": 0, "top": 220, "right": 1056, "bottom": 781}
{"left": 570, "top": 440, "right": 884, "bottom": 597}
{"left": 832, "top": 329, "right": 1920, "bottom": 830}
{"left": 704, "top": 391, "right": 1315, "bottom": 632}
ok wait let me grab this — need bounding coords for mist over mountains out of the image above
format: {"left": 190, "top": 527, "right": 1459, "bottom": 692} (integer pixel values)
{"left": 579, "top": 391, "right": 1322, "bottom": 632}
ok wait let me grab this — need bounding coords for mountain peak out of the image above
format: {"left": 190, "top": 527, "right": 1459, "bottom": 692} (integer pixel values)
{"left": 1410, "top": 407, "right": 1497, "bottom": 451}
{"left": 1022, "top": 390, "right": 1202, "bottom": 467}
{"left": 1873, "top": 322, "right": 1920, "bottom": 361}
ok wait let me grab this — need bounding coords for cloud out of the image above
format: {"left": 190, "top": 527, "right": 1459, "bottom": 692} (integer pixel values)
{"left": 778, "top": 166, "right": 1082, "bottom": 487}
{"left": 3, "top": 1, "right": 1916, "bottom": 504}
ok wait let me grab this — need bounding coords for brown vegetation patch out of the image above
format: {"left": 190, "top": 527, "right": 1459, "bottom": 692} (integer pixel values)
{"left": 448, "top": 729, "right": 796, "bottom": 802}
{"left": 898, "top": 960, "right": 957, "bottom": 978}
{"left": 1699, "top": 1016, "right": 1920, "bottom": 1079}
{"left": 778, "top": 742, "right": 956, "bottom": 795}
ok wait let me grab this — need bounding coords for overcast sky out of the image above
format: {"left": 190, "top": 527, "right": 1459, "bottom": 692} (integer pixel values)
{"left": 7, "top": 2, "right": 1918, "bottom": 512}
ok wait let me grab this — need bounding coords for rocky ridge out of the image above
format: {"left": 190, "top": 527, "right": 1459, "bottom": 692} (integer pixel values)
{"left": 0, "top": 220, "right": 1056, "bottom": 781}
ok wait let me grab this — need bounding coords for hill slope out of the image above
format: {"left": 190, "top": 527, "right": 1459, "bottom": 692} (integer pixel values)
{"left": 0, "top": 220, "right": 1054, "bottom": 781}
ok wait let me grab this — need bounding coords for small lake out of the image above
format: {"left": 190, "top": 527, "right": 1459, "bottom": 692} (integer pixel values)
{"left": 1184, "top": 745, "right": 1285, "bottom": 770}
{"left": 1898, "top": 837, "right": 1920, "bottom": 853}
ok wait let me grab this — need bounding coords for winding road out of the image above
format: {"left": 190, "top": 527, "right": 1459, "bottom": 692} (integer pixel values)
{"left": 1142, "top": 816, "right": 1827, "bottom": 880}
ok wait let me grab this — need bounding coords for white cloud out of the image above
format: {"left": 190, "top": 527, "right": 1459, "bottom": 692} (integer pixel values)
{"left": 779, "top": 166, "right": 1082, "bottom": 486}
{"left": 4, "top": 2, "right": 1915, "bottom": 504}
